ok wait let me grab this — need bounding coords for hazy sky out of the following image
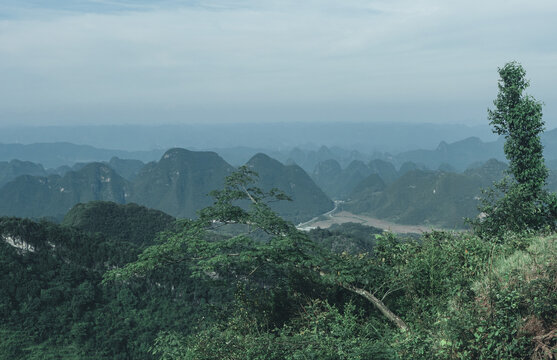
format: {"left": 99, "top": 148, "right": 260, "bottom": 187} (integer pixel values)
{"left": 1, "top": 0, "right": 556, "bottom": 127}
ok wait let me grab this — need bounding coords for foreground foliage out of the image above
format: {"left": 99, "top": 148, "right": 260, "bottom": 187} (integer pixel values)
{"left": 102, "top": 167, "right": 556, "bottom": 359}
{"left": 1, "top": 193, "right": 555, "bottom": 358}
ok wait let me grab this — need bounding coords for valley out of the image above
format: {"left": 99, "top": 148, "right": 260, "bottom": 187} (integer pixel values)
{"left": 298, "top": 208, "right": 435, "bottom": 234}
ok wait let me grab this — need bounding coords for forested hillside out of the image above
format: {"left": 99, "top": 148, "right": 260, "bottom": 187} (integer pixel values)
{"left": 98, "top": 165, "right": 556, "bottom": 359}
{"left": 62, "top": 201, "right": 176, "bottom": 245}
{"left": 0, "top": 217, "right": 189, "bottom": 359}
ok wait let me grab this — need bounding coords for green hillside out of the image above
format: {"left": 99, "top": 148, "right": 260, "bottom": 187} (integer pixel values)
{"left": 395, "top": 136, "right": 505, "bottom": 171}
{"left": 1, "top": 166, "right": 555, "bottom": 359}
{"left": 62, "top": 201, "right": 175, "bottom": 245}
{"left": 350, "top": 173, "right": 386, "bottom": 198}
{"left": 0, "top": 215, "right": 228, "bottom": 359}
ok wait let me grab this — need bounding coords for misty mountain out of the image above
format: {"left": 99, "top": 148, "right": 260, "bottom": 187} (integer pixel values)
{"left": 0, "top": 163, "right": 132, "bottom": 220}
{"left": 392, "top": 128, "right": 557, "bottom": 172}
{"left": 40, "top": 157, "right": 145, "bottom": 180}
{"left": 463, "top": 158, "right": 508, "bottom": 180}
{"left": 246, "top": 153, "right": 334, "bottom": 222}
{"left": 344, "top": 159, "right": 509, "bottom": 228}
{"left": 368, "top": 159, "right": 399, "bottom": 184}
{"left": 0, "top": 148, "right": 333, "bottom": 223}
{"left": 107, "top": 157, "right": 145, "bottom": 180}
{"left": 122, "top": 149, "right": 333, "bottom": 222}
{"left": 350, "top": 174, "right": 387, "bottom": 198}
{"left": 312, "top": 159, "right": 401, "bottom": 200}
{"left": 0, "top": 159, "right": 47, "bottom": 187}
{"left": 398, "top": 161, "right": 426, "bottom": 176}
{"left": 0, "top": 142, "right": 163, "bottom": 169}
{"left": 282, "top": 145, "right": 372, "bottom": 173}
{"left": 129, "top": 148, "right": 235, "bottom": 219}
{"left": 394, "top": 137, "right": 506, "bottom": 171}
{"left": 0, "top": 123, "right": 495, "bottom": 155}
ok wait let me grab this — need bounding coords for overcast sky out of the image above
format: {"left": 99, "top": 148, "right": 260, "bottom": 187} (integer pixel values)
{"left": 1, "top": 0, "right": 556, "bottom": 127}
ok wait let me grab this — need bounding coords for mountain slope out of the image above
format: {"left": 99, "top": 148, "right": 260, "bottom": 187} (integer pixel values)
{"left": 0, "top": 159, "right": 47, "bottom": 187}
{"left": 0, "top": 215, "right": 221, "bottom": 359}
{"left": 345, "top": 159, "right": 510, "bottom": 228}
{"left": 0, "top": 163, "right": 131, "bottom": 220}
{"left": 107, "top": 157, "right": 145, "bottom": 180}
{"left": 246, "top": 153, "right": 334, "bottom": 223}
{"left": 62, "top": 201, "right": 175, "bottom": 245}
{"left": 129, "top": 148, "right": 235, "bottom": 219}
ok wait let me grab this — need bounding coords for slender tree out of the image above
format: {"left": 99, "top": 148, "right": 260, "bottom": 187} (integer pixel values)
{"left": 489, "top": 62, "right": 547, "bottom": 193}
{"left": 475, "top": 62, "right": 556, "bottom": 236}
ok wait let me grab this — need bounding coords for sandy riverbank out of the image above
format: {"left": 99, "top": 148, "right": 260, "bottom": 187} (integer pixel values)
{"left": 298, "top": 211, "right": 440, "bottom": 234}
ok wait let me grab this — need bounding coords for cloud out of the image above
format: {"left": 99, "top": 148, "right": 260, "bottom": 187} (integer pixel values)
{"left": 1, "top": 0, "right": 557, "bottom": 125}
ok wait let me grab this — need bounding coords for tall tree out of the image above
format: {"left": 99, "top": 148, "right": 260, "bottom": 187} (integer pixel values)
{"left": 475, "top": 62, "right": 556, "bottom": 236}
{"left": 489, "top": 62, "right": 546, "bottom": 192}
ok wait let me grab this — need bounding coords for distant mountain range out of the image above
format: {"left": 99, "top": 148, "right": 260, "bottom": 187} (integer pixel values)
{"left": 0, "top": 160, "right": 47, "bottom": 188}
{"left": 312, "top": 159, "right": 402, "bottom": 200}
{"left": 3, "top": 125, "right": 557, "bottom": 228}
{"left": 0, "top": 163, "right": 132, "bottom": 220}
{"left": 393, "top": 137, "right": 505, "bottom": 171}
{"left": 0, "top": 149, "right": 333, "bottom": 223}
{"left": 3, "top": 125, "right": 557, "bottom": 174}
{"left": 389, "top": 127, "right": 557, "bottom": 171}
{"left": 0, "top": 142, "right": 163, "bottom": 169}
{"left": 0, "top": 123, "right": 495, "bottom": 155}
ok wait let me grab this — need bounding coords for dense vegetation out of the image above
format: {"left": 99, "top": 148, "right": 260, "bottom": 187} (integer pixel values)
{"left": 62, "top": 201, "right": 176, "bottom": 246}
{"left": 0, "top": 206, "right": 230, "bottom": 359}
{"left": 472, "top": 62, "right": 557, "bottom": 236}
{"left": 1, "top": 62, "right": 556, "bottom": 359}
{"left": 104, "top": 166, "right": 556, "bottom": 359}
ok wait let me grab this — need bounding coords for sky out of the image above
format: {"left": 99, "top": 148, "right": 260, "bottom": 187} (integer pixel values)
{"left": 1, "top": 0, "right": 557, "bottom": 127}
